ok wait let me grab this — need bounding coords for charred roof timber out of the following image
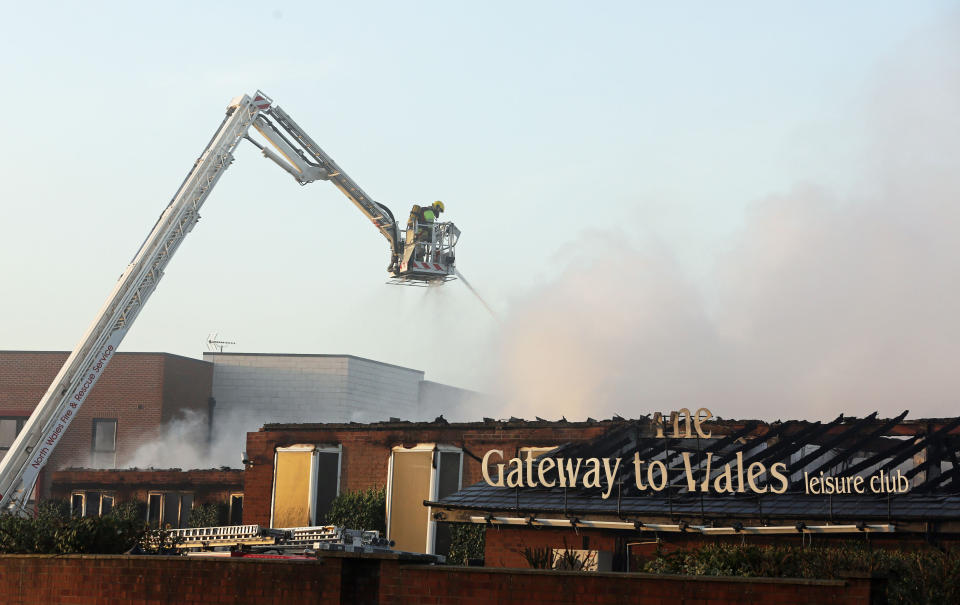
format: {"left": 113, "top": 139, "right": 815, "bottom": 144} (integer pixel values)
{"left": 427, "top": 411, "right": 960, "bottom": 531}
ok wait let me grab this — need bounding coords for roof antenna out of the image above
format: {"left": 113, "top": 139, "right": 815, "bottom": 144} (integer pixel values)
{"left": 206, "top": 332, "right": 236, "bottom": 353}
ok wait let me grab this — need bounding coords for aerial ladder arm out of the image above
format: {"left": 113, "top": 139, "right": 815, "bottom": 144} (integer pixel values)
{"left": 0, "top": 93, "right": 269, "bottom": 512}
{"left": 248, "top": 105, "right": 404, "bottom": 270}
{"left": 0, "top": 91, "right": 458, "bottom": 512}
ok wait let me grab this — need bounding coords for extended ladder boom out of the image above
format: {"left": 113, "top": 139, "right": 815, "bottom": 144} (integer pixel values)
{"left": 0, "top": 91, "right": 458, "bottom": 512}
{"left": 266, "top": 108, "right": 400, "bottom": 248}
{"left": 0, "top": 94, "right": 267, "bottom": 512}
{"left": 250, "top": 105, "right": 404, "bottom": 270}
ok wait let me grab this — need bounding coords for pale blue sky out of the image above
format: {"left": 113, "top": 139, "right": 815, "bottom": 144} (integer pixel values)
{"left": 1, "top": 2, "right": 958, "bottom": 416}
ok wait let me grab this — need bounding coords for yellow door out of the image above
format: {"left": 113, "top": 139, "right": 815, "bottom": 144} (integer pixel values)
{"left": 272, "top": 450, "right": 313, "bottom": 528}
{"left": 388, "top": 450, "right": 433, "bottom": 552}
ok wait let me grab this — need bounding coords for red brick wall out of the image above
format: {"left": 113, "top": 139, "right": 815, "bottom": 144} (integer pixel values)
{"left": 0, "top": 351, "right": 212, "bottom": 496}
{"left": 242, "top": 422, "right": 617, "bottom": 526}
{"left": 0, "top": 554, "right": 341, "bottom": 604}
{"left": 0, "top": 554, "right": 877, "bottom": 605}
{"left": 386, "top": 565, "right": 875, "bottom": 605}
{"left": 49, "top": 469, "right": 243, "bottom": 505}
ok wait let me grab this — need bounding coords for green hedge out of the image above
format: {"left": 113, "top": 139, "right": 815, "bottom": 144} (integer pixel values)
{"left": 447, "top": 523, "right": 485, "bottom": 565}
{"left": 0, "top": 499, "right": 176, "bottom": 554}
{"left": 643, "top": 543, "right": 960, "bottom": 605}
{"left": 188, "top": 502, "right": 229, "bottom": 528}
{"left": 324, "top": 486, "right": 386, "bottom": 534}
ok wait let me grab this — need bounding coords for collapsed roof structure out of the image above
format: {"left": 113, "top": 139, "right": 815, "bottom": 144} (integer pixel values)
{"left": 429, "top": 412, "right": 960, "bottom": 535}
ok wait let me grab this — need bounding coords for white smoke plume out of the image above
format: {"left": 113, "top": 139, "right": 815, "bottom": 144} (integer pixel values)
{"left": 491, "top": 18, "right": 960, "bottom": 422}
{"left": 124, "top": 409, "right": 255, "bottom": 469}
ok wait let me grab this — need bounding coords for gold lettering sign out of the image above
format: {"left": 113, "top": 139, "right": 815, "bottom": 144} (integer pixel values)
{"left": 478, "top": 408, "right": 911, "bottom": 499}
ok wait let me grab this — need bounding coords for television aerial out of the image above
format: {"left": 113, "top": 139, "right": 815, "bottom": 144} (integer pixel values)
{"left": 206, "top": 333, "right": 236, "bottom": 353}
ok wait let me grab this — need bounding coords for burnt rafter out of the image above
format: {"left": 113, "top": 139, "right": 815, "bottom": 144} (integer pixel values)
{"left": 432, "top": 411, "right": 960, "bottom": 526}
{"left": 761, "top": 416, "right": 844, "bottom": 466}
{"left": 733, "top": 417, "right": 837, "bottom": 473}
{"left": 673, "top": 421, "right": 762, "bottom": 472}
{"left": 787, "top": 413, "right": 879, "bottom": 475}
{"left": 803, "top": 411, "right": 909, "bottom": 479}
{"left": 905, "top": 430, "right": 960, "bottom": 493}
{"left": 662, "top": 421, "right": 794, "bottom": 488}
{"left": 479, "top": 413, "right": 960, "bottom": 501}
{"left": 873, "top": 417, "right": 960, "bottom": 480}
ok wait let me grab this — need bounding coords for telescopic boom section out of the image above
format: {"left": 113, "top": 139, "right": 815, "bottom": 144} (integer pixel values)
{"left": 248, "top": 105, "right": 459, "bottom": 281}
{"left": 0, "top": 93, "right": 266, "bottom": 513}
{"left": 249, "top": 106, "right": 404, "bottom": 271}
{"left": 0, "top": 90, "right": 458, "bottom": 513}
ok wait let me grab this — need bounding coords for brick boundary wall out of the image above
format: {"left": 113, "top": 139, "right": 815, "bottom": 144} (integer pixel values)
{"left": 0, "top": 554, "right": 879, "bottom": 605}
{"left": 0, "top": 554, "right": 343, "bottom": 605}
{"left": 386, "top": 566, "right": 877, "bottom": 605}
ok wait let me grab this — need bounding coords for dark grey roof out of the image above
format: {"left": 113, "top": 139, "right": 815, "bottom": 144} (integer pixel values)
{"left": 431, "top": 412, "right": 960, "bottom": 523}
{"left": 435, "top": 484, "right": 960, "bottom": 522}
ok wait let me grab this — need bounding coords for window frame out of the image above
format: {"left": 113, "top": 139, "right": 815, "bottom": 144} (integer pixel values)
{"left": 147, "top": 492, "right": 164, "bottom": 526}
{"left": 268, "top": 444, "right": 342, "bottom": 528}
{"left": 385, "top": 443, "right": 463, "bottom": 555}
{"left": 229, "top": 492, "right": 244, "bottom": 525}
{"left": 90, "top": 418, "right": 118, "bottom": 469}
{"left": 99, "top": 494, "right": 114, "bottom": 516}
{"left": 146, "top": 491, "right": 193, "bottom": 528}
{"left": 0, "top": 416, "right": 28, "bottom": 455}
{"left": 71, "top": 491, "right": 86, "bottom": 517}
{"left": 71, "top": 490, "right": 115, "bottom": 517}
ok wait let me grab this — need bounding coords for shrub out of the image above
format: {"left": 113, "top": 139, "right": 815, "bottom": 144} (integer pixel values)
{"left": 0, "top": 499, "right": 152, "bottom": 554}
{"left": 521, "top": 546, "right": 554, "bottom": 569}
{"left": 553, "top": 547, "right": 597, "bottom": 571}
{"left": 641, "top": 542, "right": 960, "bottom": 605}
{"left": 447, "top": 523, "right": 485, "bottom": 565}
{"left": 188, "top": 502, "right": 228, "bottom": 527}
{"left": 325, "top": 486, "right": 386, "bottom": 534}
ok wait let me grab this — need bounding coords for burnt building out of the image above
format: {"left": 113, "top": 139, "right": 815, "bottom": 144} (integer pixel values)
{"left": 49, "top": 468, "right": 244, "bottom": 527}
{"left": 241, "top": 418, "right": 620, "bottom": 555}
{"left": 426, "top": 412, "right": 960, "bottom": 568}
{"left": 0, "top": 351, "right": 213, "bottom": 497}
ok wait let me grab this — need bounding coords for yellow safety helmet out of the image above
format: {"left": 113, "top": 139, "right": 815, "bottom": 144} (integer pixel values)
{"left": 432, "top": 200, "right": 445, "bottom": 213}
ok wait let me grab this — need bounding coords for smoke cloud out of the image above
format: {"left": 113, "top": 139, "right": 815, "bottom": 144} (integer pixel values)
{"left": 124, "top": 409, "right": 255, "bottom": 469}
{"left": 491, "top": 19, "right": 960, "bottom": 421}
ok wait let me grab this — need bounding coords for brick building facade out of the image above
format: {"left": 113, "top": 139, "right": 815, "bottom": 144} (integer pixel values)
{"left": 429, "top": 413, "right": 960, "bottom": 570}
{"left": 0, "top": 351, "right": 213, "bottom": 497}
{"left": 242, "top": 419, "right": 623, "bottom": 555}
{"left": 49, "top": 468, "right": 244, "bottom": 527}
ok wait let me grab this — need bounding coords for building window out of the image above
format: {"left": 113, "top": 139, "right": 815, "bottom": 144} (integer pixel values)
{"left": 148, "top": 493, "right": 162, "bottom": 526}
{"left": 0, "top": 417, "right": 27, "bottom": 459}
{"left": 100, "top": 494, "right": 114, "bottom": 516}
{"left": 314, "top": 449, "right": 341, "bottom": 523}
{"left": 386, "top": 444, "right": 462, "bottom": 556}
{"left": 71, "top": 492, "right": 85, "bottom": 517}
{"left": 70, "top": 491, "right": 115, "bottom": 517}
{"left": 147, "top": 491, "right": 193, "bottom": 528}
{"left": 270, "top": 444, "right": 341, "bottom": 528}
{"left": 91, "top": 419, "right": 117, "bottom": 469}
{"left": 229, "top": 493, "right": 244, "bottom": 525}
